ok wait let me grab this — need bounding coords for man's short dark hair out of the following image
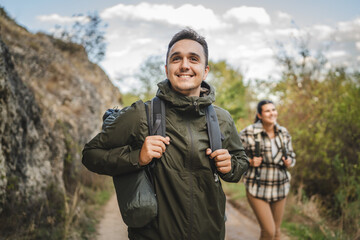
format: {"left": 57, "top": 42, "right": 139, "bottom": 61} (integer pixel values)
{"left": 166, "top": 28, "right": 209, "bottom": 67}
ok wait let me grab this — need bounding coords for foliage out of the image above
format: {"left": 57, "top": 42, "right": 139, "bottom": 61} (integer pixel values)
{"left": 135, "top": 55, "right": 166, "bottom": 101}
{"left": 208, "top": 60, "right": 252, "bottom": 129}
{"left": 52, "top": 12, "right": 107, "bottom": 63}
{"left": 118, "top": 55, "right": 166, "bottom": 103}
{"left": 121, "top": 92, "right": 142, "bottom": 107}
{"left": 271, "top": 41, "right": 360, "bottom": 238}
{"left": 0, "top": 182, "right": 67, "bottom": 239}
{"left": 281, "top": 221, "right": 329, "bottom": 240}
{"left": 221, "top": 181, "right": 246, "bottom": 200}
{"left": 333, "top": 157, "right": 360, "bottom": 238}
{"left": 0, "top": 6, "right": 14, "bottom": 23}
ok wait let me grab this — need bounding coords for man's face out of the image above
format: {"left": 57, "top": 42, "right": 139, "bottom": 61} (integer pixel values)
{"left": 165, "top": 39, "right": 209, "bottom": 97}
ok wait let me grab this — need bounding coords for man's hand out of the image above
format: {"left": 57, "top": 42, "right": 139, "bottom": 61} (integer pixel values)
{"left": 250, "top": 157, "right": 263, "bottom": 167}
{"left": 139, "top": 136, "right": 170, "bottom": 166}
{"left": 206, "top": 148, "right": 232, "bottom": 174}
{"left": 282, "top": 156, "right": 292, "bottom": 168}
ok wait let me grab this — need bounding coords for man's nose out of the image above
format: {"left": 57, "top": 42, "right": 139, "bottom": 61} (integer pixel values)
{"left": 180, "top": 58, "right": 190, "bottom": 70}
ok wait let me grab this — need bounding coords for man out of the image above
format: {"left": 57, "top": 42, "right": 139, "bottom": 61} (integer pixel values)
{"left": 82, "top": 28, "right": 249, "bottom": 240}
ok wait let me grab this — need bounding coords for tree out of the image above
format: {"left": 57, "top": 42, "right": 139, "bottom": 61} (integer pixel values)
{"left": 208, "top": 60, "right": 251, "bottom": 129}
{"left": 135, "top": 55, "right": 166, "bottom": 100}
{"left": 272, "top": 39, "right": 360, "bottom": 237}
{"left": 53, "top": 12, "right": 107, "bottom": 63}
{"left": 118, "top": 55, "right": 166, "bottom": 103}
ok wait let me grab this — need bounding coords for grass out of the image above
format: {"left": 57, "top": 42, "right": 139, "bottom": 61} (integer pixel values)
{"left": 74, "top": 178, "right": 114, "bottom": 239}
{"left": 222, "top": 180, "right": 247, "bottom": 200}
{"left": 82, "top": 182, "right": 113, "bottom": 206}
{"left": 281, "top": 221, "right": 329, "bottom": 240}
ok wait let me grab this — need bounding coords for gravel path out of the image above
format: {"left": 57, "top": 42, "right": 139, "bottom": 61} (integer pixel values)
{"left": 97, "top": 194, "right": 261, "bottom": 240}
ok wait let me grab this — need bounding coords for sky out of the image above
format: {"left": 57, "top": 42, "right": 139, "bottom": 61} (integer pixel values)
{"left": 1, "top": 0, "right": 360, "bottom": 92}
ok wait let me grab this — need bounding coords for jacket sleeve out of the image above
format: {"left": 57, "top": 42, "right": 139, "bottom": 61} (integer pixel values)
{"left": 218, "top": 112, "right": 249, "bottom": 182}
{"left": 82, "top": 100, "right": 149, "bottom": 176}
{"left": 239, "top": 126, "right": 253, "bottom": 158}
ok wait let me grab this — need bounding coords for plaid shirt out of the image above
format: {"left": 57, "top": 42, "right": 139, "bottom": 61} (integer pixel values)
{"left": 239, "top": 121, "right": 296, "bottom": 202}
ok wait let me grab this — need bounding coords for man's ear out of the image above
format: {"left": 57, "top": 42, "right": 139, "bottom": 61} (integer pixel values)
{"left": 165, "top": 65, "right": 168, "bottom": 76}
{"left": 203, "top": 65, "right": 210, "bottom": 80}
{"left": 257, "top": 113, "right": 262, "bottom": 120}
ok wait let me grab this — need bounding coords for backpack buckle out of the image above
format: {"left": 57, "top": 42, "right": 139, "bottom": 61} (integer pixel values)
{"left": 214, "top": 173, "right": 219, "bottom": 182}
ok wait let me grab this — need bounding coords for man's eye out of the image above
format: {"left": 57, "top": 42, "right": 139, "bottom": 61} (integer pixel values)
{"left": 172, "top": 56, "right": 180, "bottom": 61}
{"left": 190, "top": 57, "right": 198, "bottom": 61}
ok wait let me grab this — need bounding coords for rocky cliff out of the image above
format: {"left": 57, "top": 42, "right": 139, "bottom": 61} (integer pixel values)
{"left": 0, "top": 8, "right": 121, "bottom": 237}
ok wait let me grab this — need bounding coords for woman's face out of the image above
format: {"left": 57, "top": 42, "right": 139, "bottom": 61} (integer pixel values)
{"left": 258, "top": 103, "right": 277, "bottom": 125}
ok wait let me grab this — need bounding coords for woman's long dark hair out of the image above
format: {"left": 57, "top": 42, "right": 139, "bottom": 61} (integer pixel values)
{"left": 254, "top": 100, "right": 274, "bottom": 123}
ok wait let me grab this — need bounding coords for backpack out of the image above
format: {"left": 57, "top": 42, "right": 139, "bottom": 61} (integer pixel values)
{"left": 102, "top": 96, "right": 222, "bottom": 227}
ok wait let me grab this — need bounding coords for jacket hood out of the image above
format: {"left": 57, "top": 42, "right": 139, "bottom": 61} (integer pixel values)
{"left": 156, "top": 79, "right": 215, "bottom": 116}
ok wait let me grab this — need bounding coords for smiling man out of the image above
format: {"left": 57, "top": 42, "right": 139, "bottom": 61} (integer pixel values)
{"left": 165, "top": 37, "right": 209, "bottom": 96}
{"left": 82, "top": 28, "right": 249, "bottom": 240}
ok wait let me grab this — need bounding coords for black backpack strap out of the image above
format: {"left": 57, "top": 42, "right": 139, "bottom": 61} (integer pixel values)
{"left": 206, "top": 104, "right": 222, "bottom": 151}
{"left": 150, "top": 96, "right": 166, "bottom": 137}
{"left": 253, "top": 132, "right": 261, "bottom": 187}
{"left": 144, "top": 97, "right": 166, "bottom": 185}
{"left": 145, "top": 102, "right": 151, "bottom": 135}
{"left": 205, "top": 104, "right": 222, "bottom": 182}
{"left": 254, "top": 133, "right": 261, "bottom": 157}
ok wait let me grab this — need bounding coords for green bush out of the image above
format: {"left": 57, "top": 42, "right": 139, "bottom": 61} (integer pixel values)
{"left": 273, "top": 66, "right": 360, "bottom": 238}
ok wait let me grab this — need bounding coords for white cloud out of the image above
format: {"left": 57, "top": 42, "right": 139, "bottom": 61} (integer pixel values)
{"left": 336, "top": 17, "right": 360, "bottom": 41}
{"left": 107, "top": 49, "right": 130, "bottom": 58}
{"left": 271, "top": 28, "right": 303, "bottom": 38}
{"left": 271, "top": 11, "right": 294, "bottom": 29}
{"left": 135, "top": 38, "right": 153, "bottom": 45}
{"left": 337, "top": 17, "right": 360, "bottom": 32}
{"left": 223, "top": 6, "right": 271, "bottom": 25}
{"left": 36, "top": 14, "right": 87, "bottom": 23}
{"left": 325, "top": 50, "right": 348, "bottom": 59}
{"left": 311, "top": 25, "right": 335, "bottom": 40}
{"left": 38, "top": 3, "right": 359, "bottom": 93}
{"left": 277, "top": 11, "right": 292, "bottom": 21}
{"left": 356, "top": 42, "right": 360, "bottom": 50}
{"left": 101, "top": 3, "right": 224, "bottom": 30}
{"left": 99, "top": 5, "right": 359, "bottom": 92}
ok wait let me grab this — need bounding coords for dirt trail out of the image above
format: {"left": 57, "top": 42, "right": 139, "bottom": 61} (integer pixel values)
{"left": 225, "top": 200, "right": 260, "bottom": 239}
{"left": 97, "top": 194, "right": 261, "bottom": 240}
{"left": 96, "top": 194, "right": 128, "bottom": 240}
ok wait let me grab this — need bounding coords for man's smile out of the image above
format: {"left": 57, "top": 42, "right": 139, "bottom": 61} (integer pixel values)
{"left": 176, "top": 74, "right": 194, "bottom": 78}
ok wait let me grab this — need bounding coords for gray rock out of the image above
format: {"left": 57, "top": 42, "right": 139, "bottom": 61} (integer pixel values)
{"left": 0, "top": 11, "right": 121, "bottom": 236}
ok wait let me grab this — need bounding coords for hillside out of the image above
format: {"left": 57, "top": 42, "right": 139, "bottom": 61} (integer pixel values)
{"left": 0, "top": 8, "right": 121, "bottom": 238}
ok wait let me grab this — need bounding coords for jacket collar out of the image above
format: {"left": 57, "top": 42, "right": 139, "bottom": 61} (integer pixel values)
{"left": 156, "top": 79, "right": 215, "bottom": 116}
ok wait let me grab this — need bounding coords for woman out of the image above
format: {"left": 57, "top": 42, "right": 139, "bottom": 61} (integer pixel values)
{"left": 239, "top": 100, "right": 296, "bottom": 240}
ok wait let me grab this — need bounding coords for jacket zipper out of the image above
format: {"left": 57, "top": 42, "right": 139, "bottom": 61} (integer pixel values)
{"left": 186, "top": 119, "right": 194, "bottom": 240}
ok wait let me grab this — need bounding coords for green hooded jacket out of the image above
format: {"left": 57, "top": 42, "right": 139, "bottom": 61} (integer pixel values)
{"left": 82, "top": 80, "right": 249, "bottom": 240}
